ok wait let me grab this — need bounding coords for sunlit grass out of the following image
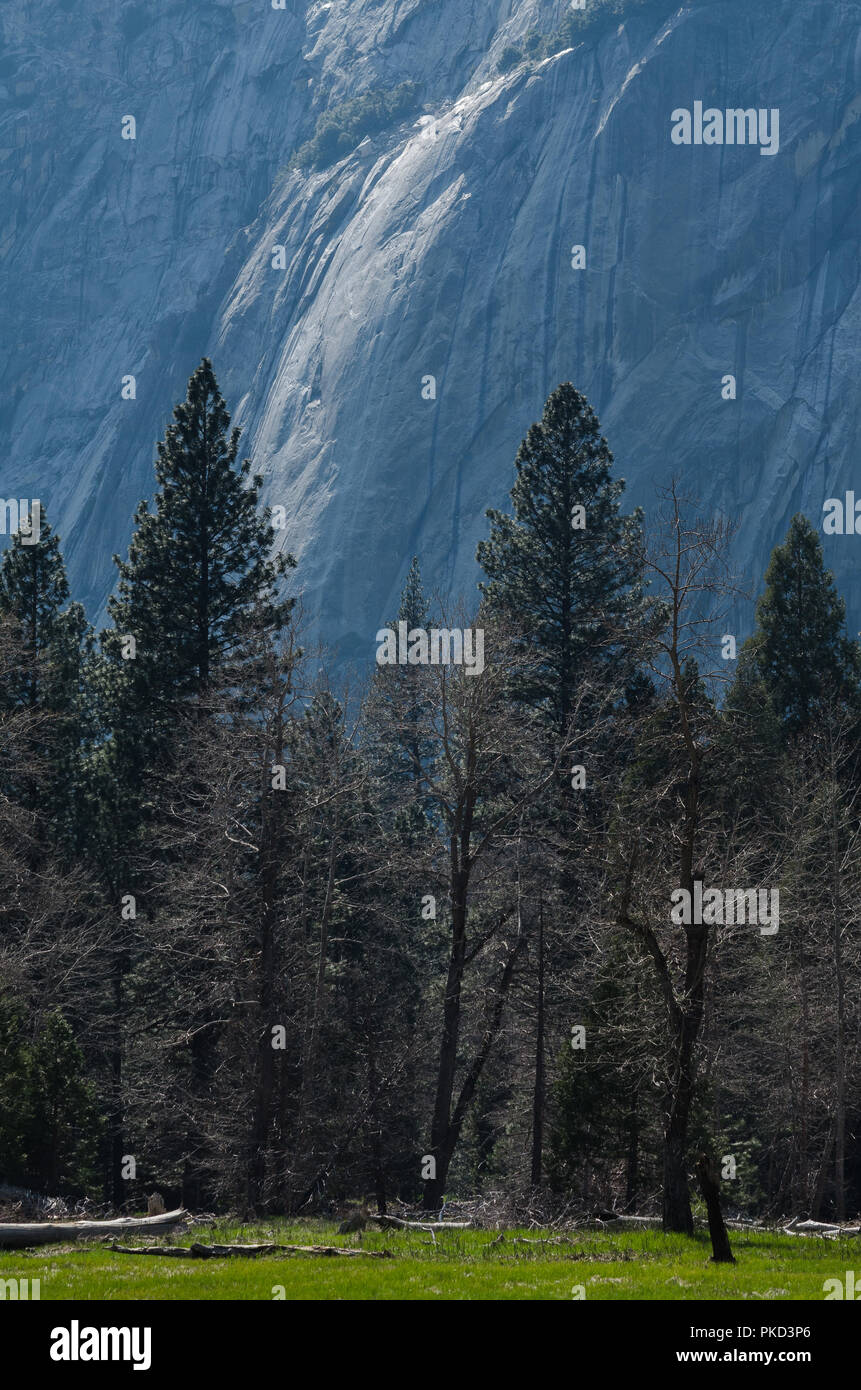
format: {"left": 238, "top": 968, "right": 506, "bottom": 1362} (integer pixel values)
{"left": 0, "top": 1221, "right": 855, "bottom": 1300}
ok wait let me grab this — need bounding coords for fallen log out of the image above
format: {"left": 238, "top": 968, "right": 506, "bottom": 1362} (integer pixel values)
{"left": 0, "top": 1208, "right": 188, "bottom": 1250}
{"left": 781, "top": 1222, "right": 860, "bottom": 1237}
{"left": 792, "top": 1219, "right": 843, "bottom": 1233}
{"left": 369, "top": 1215, "right": 472, "bottom": 1232}
{"left": 107, "top": 1241, "right": 393, "bottom": 1259}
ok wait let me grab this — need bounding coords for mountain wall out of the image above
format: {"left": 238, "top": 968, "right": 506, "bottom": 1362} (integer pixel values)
{"left": 1, "top": 0, "right": 859, "bottom": 660}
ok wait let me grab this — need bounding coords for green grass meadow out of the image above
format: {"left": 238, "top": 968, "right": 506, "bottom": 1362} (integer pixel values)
{"left": 1, "top": 1222, "right": 856, "bottom": 1301}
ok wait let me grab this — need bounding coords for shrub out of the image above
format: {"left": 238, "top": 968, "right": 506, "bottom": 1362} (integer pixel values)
{"left": 497, "top": 45, "right": 523, "bottom": 73}
{"left": 292, "top": 81, "right": 421, "bottom": 171}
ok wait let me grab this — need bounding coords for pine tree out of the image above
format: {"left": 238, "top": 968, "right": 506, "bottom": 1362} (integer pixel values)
{"left": 0, "top": 996, "right": 101, "bottom": 1195}
{"left": 749, "top": 514, "right": 861, "bottom": 737}
{"left": 476, "top": 385, "right": 648, "bottom": 1186}
{"left": 476, "top": 382, "right": 647, "bottom": 737}
{"left": 23, "top": 1011, "right": 101, "bottom": 1195}
{"left": 717, "top": 643, "right": 784, "bottom": 832}
{"left": 367, "top": 556, "right": 436, "bottom": 808}
{"left": 0, "top": 992, "right": 30, "bottom": 1184}
{"left": 102, "top": 357, "right": 294, "bottom": 815}
{"left": 98, "top": 359, "right": 295, "bottom": 1204}
{"left": 283, "top": 683, "right": 426, "bottom": 1214}
{"left": 0, "top": 505, "right": 96, "bottom": 845}
{"left": 0, "top": 505, "right": 69, "bottom": 711}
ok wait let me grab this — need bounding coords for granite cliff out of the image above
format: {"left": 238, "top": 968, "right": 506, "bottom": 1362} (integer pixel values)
{"left": 1, "top": 0, "right": 859, "bottom": 659}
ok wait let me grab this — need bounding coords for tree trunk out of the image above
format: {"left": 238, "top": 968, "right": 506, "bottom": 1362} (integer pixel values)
{"left": 662, "top": 925, "right": 706, "bottom": 1234}
{"left": 696, "top": 1152, "right": 735, "bottom": 1263}
{"left": 247, "top": 708, "right": 284, "bottom": 1211}
{"left": 367, "top": 1037, "right": 387, "bottom": 1216}
{"left": 247, "top": 850, "right": 278, "bottom": 1210}
{"left": 424, "top": 842, "right": 470, "bottom": 1211}
{"left": 811, "top": 1121, "right": 835, "bottom": 1222}
{"left": 530, "top": 901, "right": 545, "bottom": 1188}
{"left": 424, "top": 935, "right": 523, "bottom": 1209}
{"left": 109, "top": 956, "right": 126, "bottom": 1206}
{"left": 830, "top": 778, "right": 847, "bottom": 1221}
{"left": 624, "top": 1088, "right": 639, "bottom": 1212}
{"left": 182, "top": 1017, "right": 219, "bottom": 1211}
{"left": 663, "top": 1128, "right": 693, "bottom": 1234}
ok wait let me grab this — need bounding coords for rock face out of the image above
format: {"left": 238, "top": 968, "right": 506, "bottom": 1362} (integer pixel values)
{"left": 1, "top": 0, "right": 859, "bottom": 659}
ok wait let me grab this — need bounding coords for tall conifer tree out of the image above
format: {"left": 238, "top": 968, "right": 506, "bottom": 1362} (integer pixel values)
{"left": 476, "top": 384, "right": 648, "bottom": 1186}
{"left": 0, "top": 506, "right": 95, "bottom": 844}
{"left": 744, "top": 514, "right": 861, "bottom": 736}
{"left": 103, "top": 358, "right": 294, "bottom": 817}
{"left": 98, "top": 359, "right": 295, "bottom": 1203}
{"left": 367, "top": 556, "right": 436, "bottom": 807}
{"left": 476, "top": 382, "right": 646, "bottom": 737}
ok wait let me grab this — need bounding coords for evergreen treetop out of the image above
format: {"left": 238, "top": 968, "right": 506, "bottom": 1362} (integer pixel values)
{"left": 750, "top": 513, "right": 861, "bottom": 735}
{"left": 102, "top": 359, "right": 295, "bottom": 791}
{"left": 476, "top": 382, "right": 646, "bottom": 735}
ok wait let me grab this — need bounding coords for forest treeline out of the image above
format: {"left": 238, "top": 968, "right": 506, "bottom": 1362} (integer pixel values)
{"left": 0, "top": 362, "right": 858, "bottom": 1230}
